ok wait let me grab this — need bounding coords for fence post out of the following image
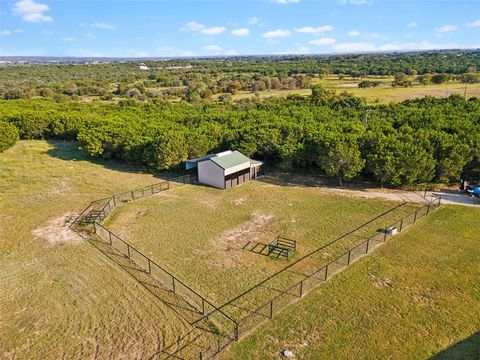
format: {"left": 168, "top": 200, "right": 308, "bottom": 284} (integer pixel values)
{"left": 347, "top": 250, "right": 351, "bottom": 265}
{"left": 235, "top": 323, "right": 239, "bottom": 340}
{"left": 172, "top": 277, "right": 176, "bottom": 292}
{"left": 131, "top": 191, "right": 134, "bottom": 200}
{"left": 365, "top": 238, "right": 370, "bottom": 254}
{"left": 127, "top": 244, "right": 131, "bottom": 258}
{"left": 270, "top": 301, "right": 273, "bottom": 318}
{"left": 299, "top": 280, "right": 303, "bottom": 297}
{"left": 383, "top": 229, "right": 387, "bottom": 242}
{"left": 108, "top": 231, "right": 112, "bottom": 245}
{"left": 413, "top": 210, "right": 417, "bottom": 223}
{"left": 147, "top": 259, "right": 151, "bottom": 274}
{"left": 399, "top": 219, "right": 404, "bottom": 232}
{"left": 202, "top": 298, "right": 205, "bottom": 314}
{"left": 151, "top": 184, "right": 154, "bottom": 195}
{"left": 324, "top": 265, "right": 328, "bottom": 281}
{"left": 426, "top": 203, "right": 430, "bottom": 214}
{"left": 113, "top": 195, "right": 116, "bottom": 207}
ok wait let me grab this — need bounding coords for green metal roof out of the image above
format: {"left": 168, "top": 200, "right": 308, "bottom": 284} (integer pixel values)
{"left": 210, "top": 151, "right": 251, "bottom": 170}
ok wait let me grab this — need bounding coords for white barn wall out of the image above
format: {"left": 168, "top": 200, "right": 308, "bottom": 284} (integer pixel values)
{"left": 198, "top": 160, "right": 225, "bottom": 189}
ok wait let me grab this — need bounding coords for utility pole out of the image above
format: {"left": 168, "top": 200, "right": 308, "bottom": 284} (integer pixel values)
{"left": 464, "top": 83, "right": 468, "bottom": 99}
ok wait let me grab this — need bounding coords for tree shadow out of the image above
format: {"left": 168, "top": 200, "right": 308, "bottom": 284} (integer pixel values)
{"left": 258, "top": 170, "right": 378, "bottom": 191}
{"left": 430, "top": 332, "right": 479, "bottom": 360}
{"left": 45, "top": 139, "right": 179, "bottom": 179}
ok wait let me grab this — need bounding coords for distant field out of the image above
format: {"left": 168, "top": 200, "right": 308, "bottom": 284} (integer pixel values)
{"left": 0, "top": 141, "right": 191, "bottom": 359}
{"left": 222, "top": 76, "right": 480, "bottom": 104}
{"left": 104, "top": 178, "right": 418, "bottom": 307}
{"left": 220, "top": 205, "right": 480, "bottom": 359}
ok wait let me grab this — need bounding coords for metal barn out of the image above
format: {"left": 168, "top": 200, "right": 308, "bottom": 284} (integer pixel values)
{"left": 186, "top": 151, "right": 263, "bottom": 189}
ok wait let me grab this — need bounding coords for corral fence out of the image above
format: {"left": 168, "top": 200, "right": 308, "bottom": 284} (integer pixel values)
{"left": 94, "top": 221, "right": 238, "bottom": 339}
{"left": 233, "top": 196, "right": 441, "bottom": 336}
{"left": 73, "top": 173, "right": 239, "bottom": 359}
{"left": 74, "top": 174, "right": 442, "bottom": 359}
{"left": 73, "top": 174, "right": 196, "bottom": 226}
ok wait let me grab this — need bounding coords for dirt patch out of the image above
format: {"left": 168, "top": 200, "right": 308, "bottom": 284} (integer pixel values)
{"left": 371, "top": 274, "right": 395, "bottom": 288}
{"left": 32, "top": 213, "right": 83, "bottom": 245}
{"left": 207, "top": 213, "right": 274, "bottom": 267}
{"left": 231, "top": 197, "right": 246, "bottom": 206}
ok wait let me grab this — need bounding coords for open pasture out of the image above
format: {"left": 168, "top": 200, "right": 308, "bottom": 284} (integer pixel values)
{"left": 0, "top": 140, "right": 192, "bottom": 359}
{"left": 103, "top": 177, "right": 419, "bottom": 308}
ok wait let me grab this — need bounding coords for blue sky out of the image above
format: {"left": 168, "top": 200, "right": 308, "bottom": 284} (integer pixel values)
{"left": 0, "top": 0, "right": 479, "bottom": 57}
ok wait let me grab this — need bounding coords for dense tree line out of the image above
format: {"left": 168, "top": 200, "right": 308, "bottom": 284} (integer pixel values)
{"left": 1, "top": 50, "right": 478, "bottom": 102}
{"left": 1, "top": 90, "right": 479, "bottom": 186}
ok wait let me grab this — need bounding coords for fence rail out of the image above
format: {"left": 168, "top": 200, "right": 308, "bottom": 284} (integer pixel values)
{"left": 73, "top": 174, "right": 238, "bottom": 359}
{"left": 74, "top": 175, "right": 441, "bottom": 360}
{"left": 233, "top": 196, "right": 441, "bottom": 337}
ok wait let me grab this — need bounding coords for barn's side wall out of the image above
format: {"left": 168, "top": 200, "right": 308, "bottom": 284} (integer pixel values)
{"left": 198, "top": 160, "right": 225, "bottom": 189}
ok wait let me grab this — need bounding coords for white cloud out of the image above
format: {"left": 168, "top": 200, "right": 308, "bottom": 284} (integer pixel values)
{"left": 348, "top": 30, "right": 360, "bottom": 36}
{"left": 339, "top": 0, "right": 372, "bottom": 5}
{"left": 62, "top": 37, "right": 75, "bottom": 42}
{"left": 434, "top": 24, "right": 457, "bottom": 33}
{"left": 407, "top": 22, "right": 417, "bottom": 28}
{"left": 201, "top": 26, "right": 226, "bottom": 35}
{"left": 181, "top": 21, "right": 205, "bottom": 32}
{"left": 203, "top": 45, "right": 222, "bottom": 51}
{"left": 272, "top": 0, "right": 300, "bottom": 4}
{"left": 181, "top": 21, "right": 226, "bottom": 35}
{"left": 231, "top": 28, "right": 250, "bottom": 36}
{"left": 91, "top": 22, "right": 116, "bottom": 30}
{"left": 309, "top": 37, "right": 336, "bottom": 46}
{"left": 12, "top": 0, "right": 53, "bottom": 23}
{"left": 294, "top": 25, "right": 333, "bottom": 34}
{"left": 247, "top": 17, "right": 261, "bottom": 25}
{"left": 225, "top": 49, "right": 239, "bottom": 55}
{"left": 466, "top": 20, "right": 480, "bottom": 28}
{"left": 0, "top": 30, "right": 12, "bottom": 36}
{"left": 262, "top": 29, "right": 290, "bottom": 38}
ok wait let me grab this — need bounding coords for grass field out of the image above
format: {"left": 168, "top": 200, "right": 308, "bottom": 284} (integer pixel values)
{"left": 103, "top": 177, "right": 418, "bottom": 310}
{"left": 223, "top": 76, "right": 480, "bottom": 104}
{"left": 1, "top": 140, "right": 478, "bottom": 359}
{"left": 220, "top": 205, "right": 480, "bottom": 359}
{"left": 0, "top": 140, "right": 192, "bottom": 359}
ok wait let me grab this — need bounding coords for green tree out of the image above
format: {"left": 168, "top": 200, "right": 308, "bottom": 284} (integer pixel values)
{"left": 318, "top": 134, "right": 365, "bottom": 186}
{"left": 0, "top": 122, "right": 19, "bottom": 152}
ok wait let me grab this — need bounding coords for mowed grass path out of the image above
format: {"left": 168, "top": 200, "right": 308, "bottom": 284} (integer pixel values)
{"left": 220, "top": 205, "right": 480, "bottom": 360}
{"left": 0, "top": 141, "right": 191, "bottom": 359}
{"left": 104, "top": 180, "right": 417, "bottom": 305}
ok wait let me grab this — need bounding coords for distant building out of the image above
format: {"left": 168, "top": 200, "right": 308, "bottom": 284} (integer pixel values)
{"left": 186, "top": 150, "right": 263, "bottom": 189}
{"left": 139, "top": 63, "right": 149, "bottom": 70}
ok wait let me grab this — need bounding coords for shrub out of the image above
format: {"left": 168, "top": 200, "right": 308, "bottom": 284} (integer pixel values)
{"left": 0, "top": 122, "right": 20, "bottom": 152}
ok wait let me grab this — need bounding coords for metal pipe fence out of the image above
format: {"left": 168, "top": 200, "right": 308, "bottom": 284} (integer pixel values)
{"left": 75, "top": 175, "right": 441, "bottom": 359}
{"left": 75, "top": 173, "right": 238, "bottom": 360}
{"left": 233, "top": 196, "right": 441, "bottom": 338}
